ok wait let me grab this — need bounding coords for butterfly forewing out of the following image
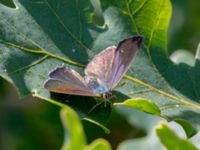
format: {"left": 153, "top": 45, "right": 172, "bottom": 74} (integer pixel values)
{"left": 85, "top": 36, "right": 143, "bottom": 90}
{"left": 44, "top": 67, "right": 99, "bottom": 96}
{"left": 110, "top": 36, "right": 143, "bottom": 88}
{"left": 84, "top": 46, "right": 116, "bottom": 88}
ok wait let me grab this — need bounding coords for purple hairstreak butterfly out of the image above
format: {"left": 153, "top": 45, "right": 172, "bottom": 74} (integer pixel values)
{"left": 44, "top": 36, "right": 143, "bottom": 99}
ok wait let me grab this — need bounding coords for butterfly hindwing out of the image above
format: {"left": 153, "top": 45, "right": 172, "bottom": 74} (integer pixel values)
{"left": 44, "top": 67, "right": 99, "bottom": 96}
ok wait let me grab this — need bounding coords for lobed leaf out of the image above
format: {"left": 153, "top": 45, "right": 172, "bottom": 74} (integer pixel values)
{"left": 1, "top": 0, "right": 200, "bottom": 131}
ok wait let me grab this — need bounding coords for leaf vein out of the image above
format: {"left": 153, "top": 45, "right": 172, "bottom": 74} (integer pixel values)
{"left": 131, "top": 0, "right": 148, "bottom": 16}
{"left": 75, "top": 0, "right": 83, "bottom": 40}
{"left": 44, "top": 0, "right": 91, "bottom": 51}
{"left": 147, "top": 0, "right": 164, "bottom": 48}
{"left": 125, "top": 0, "right": 140, "bottom": 34}
{"left": 8, "top": 55, "right": 48, "bottom": 75}
{"left": 0, "top": 16, "right": 45, "bottom": 50}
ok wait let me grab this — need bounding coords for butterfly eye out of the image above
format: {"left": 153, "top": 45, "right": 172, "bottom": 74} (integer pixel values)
{"left": 102, "top": 91, "right": 112, "bottom": 99}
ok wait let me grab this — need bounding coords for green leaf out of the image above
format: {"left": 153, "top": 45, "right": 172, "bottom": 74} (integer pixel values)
{"left": 175, "top": 119, "right": 195, "bottom": 137}
{"left": 0, "top": 0, "right": 15, "bottom": 8}
{"left": 117, "top": 121, "right": 199, "bottom": 150}
{"left": 117, "top": 128, "right": 164, "bottom": 150}
{"left": 156, "top": 123, "right": 197, "bottom": 150}
{"left": 170, "top": 50, "right": 195, "bottom": 66}
{"left": 60, "top": 107, "right": 86, "bottom": 150}
{"left": 60, "top": 105, "right": 111, "bottom": 150}
{"left": 115, "top": 105, "right": 163, "bottom": 132}
{"left": 1, "top": 0, "right": 200, "bottom": 131}
{"left": 86, "top": 139, "right": 111, "bottom": 150}
{"left": 114, "top": 98, "right": 161, "bottom": 115}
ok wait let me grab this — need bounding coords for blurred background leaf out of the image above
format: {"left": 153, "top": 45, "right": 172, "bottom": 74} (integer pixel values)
{"left": 117, "top": 114, "right": 198, "bottom": 150}
{"left": 60, "top": 106, "right": 111, "bottom": 150}
{"left": 0, "top": 79, "right": 63, "bottom": 150}
{"left": 60, "top": 107, "right": 86, "bottom": 150}
{"left": 156, "top": 123, "right": 197, "bottom": 150}
{"left": 86, "top": 139, "right": 111, "bottom": 150}
{"left": 169, "top": 0, "right": 200, "bottom": 54}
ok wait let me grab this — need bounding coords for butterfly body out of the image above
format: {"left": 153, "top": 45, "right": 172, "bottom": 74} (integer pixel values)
{"left": 44, "top": 36, "right": 143, "bottom": 99}
{"left": 85, "top": 76, "right": 109, "bottom": 93}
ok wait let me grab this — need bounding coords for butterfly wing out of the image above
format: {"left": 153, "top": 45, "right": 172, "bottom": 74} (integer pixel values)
{"left": 84, "top": 46, "right": 116, "bottom": 89}
{"left": 44, "top": 67, "right": 99, "bottom": 96}
{"left": 85, "top": 36, "right": 143, "bottom": 90}
{"left": 110, "top": 36, "right": 143, "bottom": 88}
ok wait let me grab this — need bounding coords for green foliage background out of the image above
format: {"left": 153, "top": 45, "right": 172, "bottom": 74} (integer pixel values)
{"left": 0, "top": 0, "right": 200, "bottom": 150}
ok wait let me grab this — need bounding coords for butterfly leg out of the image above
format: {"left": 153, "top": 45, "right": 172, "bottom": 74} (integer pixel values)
{"left": 88, "top": 100, "right": 104, "bottom": 114}
{"left": 103, "top": 99, "right": 113, "bottom": 108}
{"left": 88, "top": 96, "right": 113, "bottom": 113}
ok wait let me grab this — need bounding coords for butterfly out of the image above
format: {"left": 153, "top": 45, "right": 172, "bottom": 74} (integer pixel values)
{"left": 44, "top": 36, "right": 143, "bottom": 99}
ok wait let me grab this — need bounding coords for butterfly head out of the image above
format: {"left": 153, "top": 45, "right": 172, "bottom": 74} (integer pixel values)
{"left": 85, "top": 76, "right": 109, "bottom": 94}
{"left": 101, "top": 91, "right": 112, "bottom": 99}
